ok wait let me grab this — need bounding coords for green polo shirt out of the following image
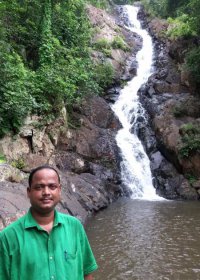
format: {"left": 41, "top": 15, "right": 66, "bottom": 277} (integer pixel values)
{"left": 0, "top": 210, "right": 98, "bottom": 280}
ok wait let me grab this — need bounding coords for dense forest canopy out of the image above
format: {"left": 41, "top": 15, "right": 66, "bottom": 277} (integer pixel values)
{"left": 0, "top": 0, "right": 199, "bottom": 138}
{"left": 0, "top": 0, "right": 114, "bottom": 137}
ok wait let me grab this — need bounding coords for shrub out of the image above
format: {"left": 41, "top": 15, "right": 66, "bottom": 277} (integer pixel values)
{"left": 173, "top": 105, "right": 187, "bottom": 118}
{"left": 0, "top": 154, "right": 6, "bottom": 164}
{"left": 87, "top": 0, "right": 110, "bottom": 9}
{"left": 0, "top": 43, "right": 34, "bottom": 137}
{"left": 167, "top": 14, "right": 196, "bottom": 39}
{"left": 94, "top": 38, "right": 111, "bottom": 51}
{"left": 185, "top": 173, "right": 197, "bottom": 185}
{"left": 179, "top": 123, "right": 200, "bottom": 157}
{"left": 94, "top": 61, "right": 114, "bottom": 91}
{"left": 185, "top": 46, "right": 200, "bottom": 84}
{"left": 112, "top": 36, "right": 130, "bottom": 51}
{"left": 11, "top": 158, "right": 25, "bottom": 169}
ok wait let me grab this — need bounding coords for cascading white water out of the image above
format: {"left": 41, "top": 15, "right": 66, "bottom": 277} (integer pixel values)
{"left": 112, "top": 5, "right": 161, "bottom": 200}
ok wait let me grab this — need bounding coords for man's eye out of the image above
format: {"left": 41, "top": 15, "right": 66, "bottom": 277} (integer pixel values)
{"left": 34, "top": 186, "right": 42, "bottom": 190}
{"left": 49, "top": 185, "right": 58, "bottom": 190}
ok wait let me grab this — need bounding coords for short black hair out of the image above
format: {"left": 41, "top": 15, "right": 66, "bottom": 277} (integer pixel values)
{"left": 29, "top": 165, "right": 60, "bottom": 187}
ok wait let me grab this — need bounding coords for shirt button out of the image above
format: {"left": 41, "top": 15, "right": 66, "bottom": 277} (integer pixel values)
{"left": 51, "top": 276, "right": 54, "bottom": 279}
{"left": 50, "top": 256, "right": 53, "bottom": 260}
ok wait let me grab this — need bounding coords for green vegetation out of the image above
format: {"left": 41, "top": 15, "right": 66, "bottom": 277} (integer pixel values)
{"left": 87, "top": 0, "right": 110, "bottom": 9}
{"left": 87, "top": 0, "right": 134, "bottom": 7}
{"left": 167, "top": 14, "right": 195, "bottom": 39}
{"left": 94, "top": 62, "right": 115, "bottom": 91}
{"left": 173, "top": 106, "right": 186, "bottom": 118}
{"left": 185, "top": 47, "right": 200, "bottom": 85}
{"left": 111, "top": 36, "right": 130, "bottom": 51}
{"left": 173, "top": 105, "right": 187, "bottom": 118}
{"left": 0, "top": 0, "right": 118, "bottom": 138}
{"left": 1, "top": 0, "right": 200, "bottom": 140}
{"left": 179, "top": 123, "right": 200, "bottom": 157}
{"left": 140, "top": 0, "right": 200, "bottom": 93}
{"left": 94, "top": 35, "right": 129, "bottom": 56}
{"left": 11, "top": 158, "right": 25, "bottom": 169}
{"left": 94, "top": 38, "right": 112, "bottom": 56}
{"left": 185, "top": 173, "right": 198, "bottom": 185}
{"left": 0, "top": 154, "right": 6, "bottom": 164}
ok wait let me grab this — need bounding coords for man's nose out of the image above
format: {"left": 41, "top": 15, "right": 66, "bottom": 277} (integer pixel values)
{"left": 42, "top": 186, "right": 50, "bottom": 195}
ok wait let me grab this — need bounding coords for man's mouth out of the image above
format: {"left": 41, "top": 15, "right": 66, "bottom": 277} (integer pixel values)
{"left": 41, "top": 198, "right": 52, "bottom": 203}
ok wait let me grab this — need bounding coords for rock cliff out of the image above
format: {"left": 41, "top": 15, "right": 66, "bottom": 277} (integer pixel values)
{"left": 0, "top": 4, "right": 140, "bottom": 229}
{"left": 137, "top": 5, "right": 200, "bottom": 200}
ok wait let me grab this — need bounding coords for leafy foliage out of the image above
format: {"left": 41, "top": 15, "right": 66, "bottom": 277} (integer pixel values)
{"left": 0, "top": 42, "right": 34, "bottom": 136}
{"left": 185, "top": 47, "right": 200, "bottom": 85}
{"left": 0, "top": 154, "right": 7, "bottom": 164}
{"left": 112, "top": 36, "right": 130, "bottom": 51}
{"left": 11, "top": 157, "right": 26, "bottom": 169}
{"left": 94, "top": 62, "right": 114, "bottom": 91}
{"left": 0, "top": 0, "right": 113, "bottom": 137}
{"left": 167, "top": 14, "right": 195, "bottom": 39}
{"left": 179, "top": 123, "right": 200, "bottom": 157}
{"left": 185, "top": 173, "right": 198, "bottom": 185}
{"left": 94, "top": 38, "right": 112, "bottom": 56}
{"left": 87, "top": 0, "right": 110, "bottom": 9}
{"left": 141, "top": 0, "right": 200, "bottom": 92}
{"left": 188, "top": 0, "right": 200, "bottom": 35}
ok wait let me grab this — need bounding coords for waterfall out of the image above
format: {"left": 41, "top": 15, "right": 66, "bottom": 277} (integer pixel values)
{"left": 112, "top": 5, "right": 161, "bottom": 200}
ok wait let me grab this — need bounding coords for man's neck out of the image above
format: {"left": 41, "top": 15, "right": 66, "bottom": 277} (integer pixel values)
{"left": 30, "top": 208, "right": 55, "bottom": 233}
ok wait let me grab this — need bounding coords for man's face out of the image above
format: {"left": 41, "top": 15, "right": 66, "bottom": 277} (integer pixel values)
{"left": 27, "top": 168, "right": 61, "bottom": 215}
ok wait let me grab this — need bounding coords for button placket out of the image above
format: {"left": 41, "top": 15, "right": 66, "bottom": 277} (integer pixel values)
{"left": 48, "top": 234, "right": 56, "bottom": 280}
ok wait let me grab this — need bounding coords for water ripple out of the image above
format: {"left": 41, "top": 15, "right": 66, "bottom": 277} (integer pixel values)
{"left": 86, "top": 199, "right": 200, "bottom": 280}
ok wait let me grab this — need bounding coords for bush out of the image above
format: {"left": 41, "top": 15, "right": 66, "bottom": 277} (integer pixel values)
{"left": 94, "top": 38, "right": 111, "bottom": 51}
{"left": 167, "top": 14, "right": 195, "bottom": 39}
{"left": 179, "top": 123, "right": 200, "bottom": 157}
{"left": 94, "top": 62, "right": 114, "bottom": 91}
{"left": 185, "top": 46, "right": 200, "bottom": 84}
{"left": 173, "top": 105, "right": 187, "bottom": 118}
{"left": 87, "top": 0, "right": 110, "bottom": 9}
{"left": 111, "top": 36, "right": 130, "bottom": 51}
{"left": 0, "top": 43, "right": 34, "bottom": 137}
{"left": 11, "top": 158, "right": 25, "bottom": 169}
{"left": 0, "top": 154, "right": 6, "bottom": 164}
{"left": 185, "top": 173, "right": 197, "bottom": 185}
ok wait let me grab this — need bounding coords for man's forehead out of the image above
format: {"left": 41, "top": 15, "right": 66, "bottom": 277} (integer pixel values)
{"left": 32, "top": 168, "right": 59, "bottom": 180}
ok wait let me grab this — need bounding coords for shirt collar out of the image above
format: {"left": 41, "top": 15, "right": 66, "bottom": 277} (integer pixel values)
{"left": 24, "top": 209, "right": 63, "bottom": 230}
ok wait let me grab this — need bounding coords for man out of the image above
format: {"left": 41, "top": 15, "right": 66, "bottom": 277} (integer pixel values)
{"left": 0, "top": 165, "right": 98, "bottom": 280}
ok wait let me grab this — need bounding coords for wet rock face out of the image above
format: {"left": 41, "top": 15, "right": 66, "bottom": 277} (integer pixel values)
{"left": 0, "top": 95, "right": 128, "bottom": 229}
{"left": 136, "top": 6, "right": 200, "bottom": 200}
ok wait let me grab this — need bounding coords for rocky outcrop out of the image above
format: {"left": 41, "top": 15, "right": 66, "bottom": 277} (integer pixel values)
{"left": 136, "top": 5, "right": 200, "bottom": 200}
{"left": 87, "top": 4, "right": 143, "bottom": 83}
{"left": 0, "top": 4, "right": 142, "bottom": 229}
{"left": 0, "top": 95, "right": 131, "bottom": 229}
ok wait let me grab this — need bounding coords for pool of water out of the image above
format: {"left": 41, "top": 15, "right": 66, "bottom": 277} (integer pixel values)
{"left": 86, "top": 198, "right": 200, "bottom": 280}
